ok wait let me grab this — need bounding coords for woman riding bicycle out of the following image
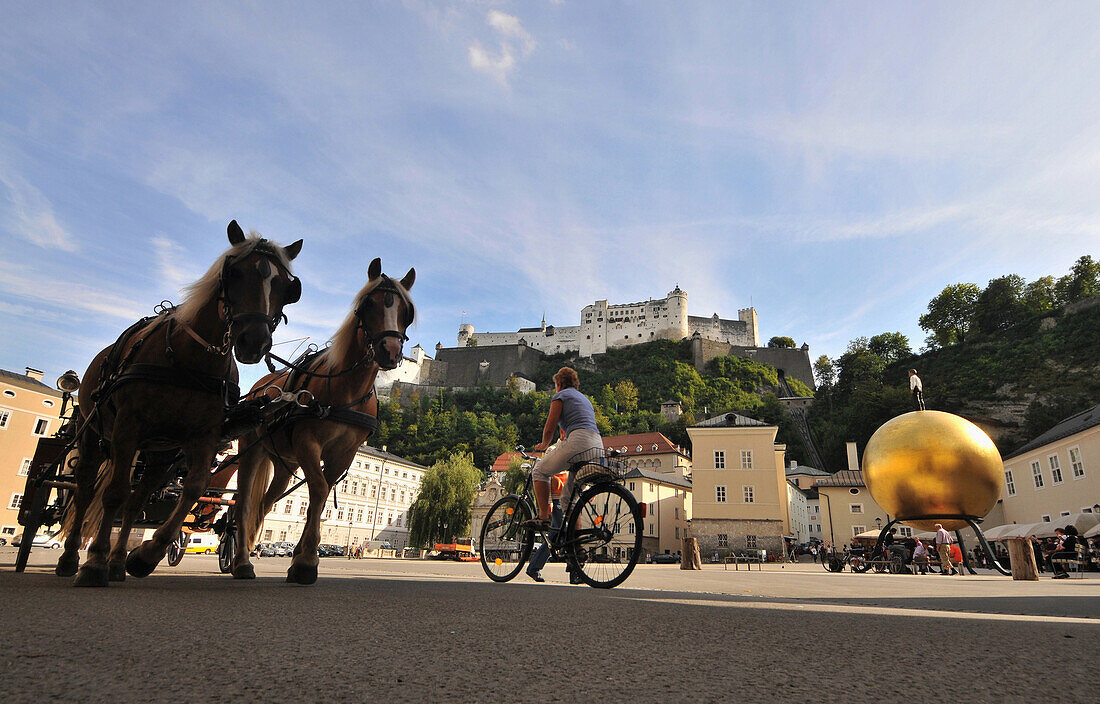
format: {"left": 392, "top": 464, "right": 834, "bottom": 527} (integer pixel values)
{"left": 524, "top": 367, "right": 603, "bottom": 530}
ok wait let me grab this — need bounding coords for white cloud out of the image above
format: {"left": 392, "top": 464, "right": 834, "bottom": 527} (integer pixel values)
{"left": 151, "top": 236, "right": 193, "bottom": 294}
{"left": 0, "top": 263, "right": 143, "bottom": 320}
{"left": 468, "top": 11, "right": 535, "bottom": 86}
{"left": 0, "top": 170, "right": 78, "bottom": 252}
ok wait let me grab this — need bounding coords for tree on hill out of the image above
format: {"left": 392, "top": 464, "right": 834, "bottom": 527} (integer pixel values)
{"left": 1055, "top": 255, "right": 1100, "bottom": 304}
{"left": 867, "top": 332, "right": 912, "bottom": 364}
{"left": 919, "top": 283, "right": 980, "bottom": 349}
{"left": 973, "top": 274, "right": 1027, "bottom": 335}
{"left": 407, "top": 451, "right": 483, "bottom": 547}
{"left": 612, "top": 380, "right": 639, "bottom": 413}
{"left": 768, "top": 336, "right": 796, "bottom": 348}
{"left": 813, "top": 355, "right": 836, "bottom": 388}
{"left": 1022, "top": 276, "right": 1057, "bottom": 312}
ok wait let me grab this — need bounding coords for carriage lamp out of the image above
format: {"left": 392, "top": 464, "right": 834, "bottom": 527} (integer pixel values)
{"left": 55, "top": 370, "right": 80, "bottom": 393}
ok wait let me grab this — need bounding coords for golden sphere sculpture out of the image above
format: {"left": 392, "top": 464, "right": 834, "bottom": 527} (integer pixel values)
{"left": 863, "top": 411, "right": 1003, "bottom": 532}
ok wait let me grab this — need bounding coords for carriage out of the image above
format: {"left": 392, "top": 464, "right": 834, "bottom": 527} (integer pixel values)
{"left": 13, "top": 221, "right": 416, "bottom": 587}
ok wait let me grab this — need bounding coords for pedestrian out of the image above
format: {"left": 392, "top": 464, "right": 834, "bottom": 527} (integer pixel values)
{"left": 934, "top": 523, "right": 958, "bottom": 575}
{"left": 1048, "top": 527, "right": 1079, "bottom": 579}
{"left": 908, "top": 369, "right": 925, "bottom": 411}
{"left": 810, "top": 544, "right": 818, "bottom": 563}
{"left": 883, "top": 528, "right": 909, "bottom": 563}
{"left": 912, "top": 539, "right": 930, "bottom": 574}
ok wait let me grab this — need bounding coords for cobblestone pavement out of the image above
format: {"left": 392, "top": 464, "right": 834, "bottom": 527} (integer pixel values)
{"left": 1, "top": 550, "right": 1096, "bottom": 703}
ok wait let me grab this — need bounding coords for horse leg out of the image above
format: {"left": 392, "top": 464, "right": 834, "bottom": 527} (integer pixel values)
{"left": 230, "top": 443, "right": 268, "bottom": 579}
{"left": 106, "top": 455, "right": 173, "bottom": 581}
{"left": 286, "top": 444, "right": 327, "bottom": 585}
{"left": 74, "top": 437, "right": 137, "bottom": 588}
{"left": 56, "top": 430, "right": 104, "bottom": 577}
{"left": 125, "top": 442, "right": 216, "bottom": 578}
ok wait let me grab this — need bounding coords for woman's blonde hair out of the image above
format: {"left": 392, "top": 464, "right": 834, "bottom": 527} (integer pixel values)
{"left": 553, "top": 366, "right": 579, "bottom": 390}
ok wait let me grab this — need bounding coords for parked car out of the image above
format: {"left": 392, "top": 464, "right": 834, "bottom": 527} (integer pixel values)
{"left": 650, "top": 553, "right": 681, "bottom": 564}
{"left": 12, "top": 531, "right": 63, "bottom": 549}
{"left": 275, "top": 542, "right": 296, "bottom": 557}
{"left": 256, "top": 542, "right": 277, "bottom": 557}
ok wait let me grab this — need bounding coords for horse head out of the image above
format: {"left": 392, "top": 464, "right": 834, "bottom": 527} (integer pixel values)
{"left": 355, "top": 257, "right": 415, "bottom": 370}
{"left": 222, "top": 220, "right": 303, "bottom": 364}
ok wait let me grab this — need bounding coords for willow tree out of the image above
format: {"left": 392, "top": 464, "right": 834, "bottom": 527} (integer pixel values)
{"left": 408, "top": 451, "right": 483, "bottom": 547}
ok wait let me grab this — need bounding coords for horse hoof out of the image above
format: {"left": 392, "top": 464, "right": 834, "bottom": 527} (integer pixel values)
{"left": 108, "top": 562, "right": 127, "bottom": 582}
{"left": 232, "top": 564, "right": 256, "bottom": 580}
{"left": 73, "top": 564, "right": 109, "bottom": 588}
{"left": 125, "top": 548, "right": 160, "bottom": 578}
{"left": 55, "top": 553, "right": 80, "bottom": 577}
{"left": 286, "top": 563, "right": 318, "bottom": 585}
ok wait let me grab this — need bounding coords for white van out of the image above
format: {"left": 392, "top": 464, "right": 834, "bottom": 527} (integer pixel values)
{"left": 184, "top": 533, "right": 220, "bottom": 554}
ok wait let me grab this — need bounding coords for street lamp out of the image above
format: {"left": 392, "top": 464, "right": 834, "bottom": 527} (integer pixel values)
{"left": 875, "top": 517, "right": 882, "bottom": 530}
{"left": 370, "top": 445, "right": 387, "bottom": 541}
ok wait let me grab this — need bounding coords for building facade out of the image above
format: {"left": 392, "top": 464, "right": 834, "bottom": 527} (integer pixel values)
{"left": 258, "top": 445, "right": 426, "bottom": 552}
{"left": 686, "top": 413, "right": 792, "bottom": 557}
{"left": 623, "top": 468, "right": 692, "bottom": 558}
{"left": 814, "top": 470, "right": 895, "bottom": 547}
{"left": 0, "top": 368, "right": 64, "bottom": 542}
{"left": 457, "top": 286, "right": 759, "bottom": 358}
{"left": 786, "top": 463, "right": 830, "bottom": 543}
{"left": 999, "top": 404, "right": 1100, "bottom": 524}
{"left": 602, "top": 432, "right": 692, "bottom": 478}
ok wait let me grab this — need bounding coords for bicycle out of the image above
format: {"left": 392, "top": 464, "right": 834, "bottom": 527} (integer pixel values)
{"left": 479, "top": 445, "right": 645, "bottom": 589}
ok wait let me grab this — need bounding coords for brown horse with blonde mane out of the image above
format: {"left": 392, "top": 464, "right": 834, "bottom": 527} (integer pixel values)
{"left": 231, "top": 257, "right": 414, "bottom": 584}
{"left": 60, "top": 221, "right": 303, "bottom": 587}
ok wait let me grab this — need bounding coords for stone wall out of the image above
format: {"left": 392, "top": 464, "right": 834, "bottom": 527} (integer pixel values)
{"left": 690, "top": 517, "right": 786, "bottom": 556}
{"left": 432, "top": 344, "right": 545, "bottom": 387}
{"left": 691, "top": 336, "right": 816, "bottom": 390}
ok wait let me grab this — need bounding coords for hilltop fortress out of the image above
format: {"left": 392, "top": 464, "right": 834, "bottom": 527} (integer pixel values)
{"left": 378, "top": 287, "right": 816, "bottom": 398}
{"left": 458, "top": 286, "right": 759, "bottom": 357}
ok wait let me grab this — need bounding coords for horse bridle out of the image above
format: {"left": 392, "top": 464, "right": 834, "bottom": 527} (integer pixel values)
{"left": 216, "top": 239, "right": 301, "bottom": 349}
{"left": 355, "top": 275, "right": 413, "bottom": 354}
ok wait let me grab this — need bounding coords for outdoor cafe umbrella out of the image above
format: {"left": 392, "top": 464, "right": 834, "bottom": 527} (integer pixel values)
{"left": 982, "top": 523, "right": 1042, "bottom": 540}
{"left": 1030, "top": 512, "right": 1100, "bottom": 538}
{"left": 1084, "top": 523, "right": 1100, "bottom": 538}
{"left": 854, "top": 529, "right": 882, "bottom": 540}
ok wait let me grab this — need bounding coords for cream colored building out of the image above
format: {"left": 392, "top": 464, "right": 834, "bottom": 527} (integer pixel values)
{"left": 786, "top": 463, "right": 829, "bottom": 543}
{"left": 470, "top": 475, "right": 505, "bottom": 547}
{"left": 999, "top": 404, "right": 1100, "bottom": 525}
{"left": 786, "top": 480, "right": 809, "bottom": 543}
{"left": 686, "top": 413, "right": 793, "bottom": 556}
{"left": 259, "top": 445, "right": 426, "bottom": 551}
{"left": 0, "top": 367, "right": 64, "bottom": 541}
{"left": 623, "top": 468, "right": 692, "bottom": 559}
{"left": 814, "top": 470, "right": 896, "bottom": 547}
{"left": 603, "top": 432, "right": 692, "bottom": 478}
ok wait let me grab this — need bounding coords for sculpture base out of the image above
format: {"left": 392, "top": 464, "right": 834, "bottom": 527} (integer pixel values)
{"left": 874, "top": 515, "right": 1010, "bottom": 576}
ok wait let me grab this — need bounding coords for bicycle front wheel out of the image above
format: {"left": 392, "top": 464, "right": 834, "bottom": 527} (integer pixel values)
{"left": 564, "top": 482, "right": 643, "bottom": 589}
{"left": 479, "top": 495, "right": 535, "bottom": 582}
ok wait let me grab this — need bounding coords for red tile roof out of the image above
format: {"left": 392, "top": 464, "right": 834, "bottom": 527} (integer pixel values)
{"left": 490, "top": 451, "right": 543, "bottom": 474}
{"left": 601, "top": 432, "right": 689, "bottom": 458}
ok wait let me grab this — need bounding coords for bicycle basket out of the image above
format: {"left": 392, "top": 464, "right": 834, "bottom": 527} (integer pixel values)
{"left": 566, "top": 447, "right": 628, "bottom": 483}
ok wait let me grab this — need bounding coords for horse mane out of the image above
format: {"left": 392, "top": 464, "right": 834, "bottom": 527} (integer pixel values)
{"left": 174, "top": 232, "right": 293, "bottom": 325}
{"left": 323, "top": 275, "right": 415, "bottom": 371}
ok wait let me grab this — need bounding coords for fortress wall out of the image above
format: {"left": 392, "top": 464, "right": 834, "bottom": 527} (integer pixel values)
{"left": 433, "top": 344, "right": 545, "bottom": 387}
{"left": 691, "top": 338, "right": 817, "bottom": 391}
{"left": 687, "top": 317, "right": 754, "bottom": 346}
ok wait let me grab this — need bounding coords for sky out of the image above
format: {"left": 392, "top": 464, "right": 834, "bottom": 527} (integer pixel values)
{"left": 2, "top": 2, "right": 1099, "bottom": 392}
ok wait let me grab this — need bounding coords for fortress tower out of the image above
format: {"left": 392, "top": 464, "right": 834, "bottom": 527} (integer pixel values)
{"left": 457, "top": 323, "right": 474, "bottom": 346}
{"left": 667, "top": 285, "right": 690, "bottom": 340}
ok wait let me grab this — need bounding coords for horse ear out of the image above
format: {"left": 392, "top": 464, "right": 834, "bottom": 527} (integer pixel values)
{"left": 368, "top": 258, "right": 382, "bottom": 280}
{"left": 227, "top": 220, "right": 246, "bottom": 245}
{"left": 284, "top": 239, "right": 303, "bottom": 261}
{"left": 400, "top": 267, "right": 416, "bottom": 291}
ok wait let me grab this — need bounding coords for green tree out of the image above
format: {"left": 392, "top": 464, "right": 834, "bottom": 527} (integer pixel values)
{"left": 502, "top": 455, "right": 527, "bottom": 495}
{"left": 1022, "top": 275, "right": 1057, "bottom": 312}
{"left": 813, "top": 355, "right": 836, "bottom": 387}
{"left": 973, "top": 275, "right": 1026, "bottom": 335}
{"left": 1054, "top": 255, "right": 1100, "bottom": 305}
{"left": 867, "top": 332, "right": 912, "bottom": 364}
{"left": 768, "top": 336, "right": 796, "bottom": 348}
{"left": 407, "top": 451, "right": 483, "bottom": 547}
{"left": 612, "top": 379, "right": 639, "bottom": 413}
{"left": 918, "top": 283, "right": 980, "bottom": 348}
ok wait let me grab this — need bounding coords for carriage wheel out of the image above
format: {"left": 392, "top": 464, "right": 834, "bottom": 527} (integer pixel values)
{"left": 167, "top": 531, "right": 186, "bottom": 567}
{"left": 218, "top": 530, "right": 236, "bottom": 574}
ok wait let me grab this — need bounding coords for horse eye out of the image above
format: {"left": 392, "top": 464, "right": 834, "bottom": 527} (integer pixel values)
{"left": 384, "top": 292, "right": 395, "bottom": 307}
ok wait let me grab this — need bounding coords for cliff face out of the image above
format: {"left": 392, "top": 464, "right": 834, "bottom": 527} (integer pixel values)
{"left": 890, "top": 297, "right": 1100, "bottom": 451}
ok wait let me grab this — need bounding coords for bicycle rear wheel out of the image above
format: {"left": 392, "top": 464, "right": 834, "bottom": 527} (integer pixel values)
{"left": 479, "top": 495, "right": 535, "bottom": 582}
{"left": 564, "top": 482, "right": 642, "bottom": 589}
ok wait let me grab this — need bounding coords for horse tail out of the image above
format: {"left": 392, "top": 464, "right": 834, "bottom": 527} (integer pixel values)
{"left": 242, "top": 454, "right": 273, "bottom": 552}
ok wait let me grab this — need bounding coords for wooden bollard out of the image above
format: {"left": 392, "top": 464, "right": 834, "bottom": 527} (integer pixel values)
{"left": 680, "top": 537, "right": 702, "bottom": 570}
{"left": 1006, "top": 538, "right": 1039, "bottom": 581}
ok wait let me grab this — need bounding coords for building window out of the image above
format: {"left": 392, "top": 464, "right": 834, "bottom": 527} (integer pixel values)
{"left": 714, "top": 451, "right": 725, "bottom": 469}
{"left": 1005, "top": 470, "right": 1015, "bottom": 496}
{"left": 0, "top": 408, "right": 10, "bottom": 428}
{"left": 299, "top": 502, "right": 307, "bottom": 516}
{"left": 649, "top": 523, "right": 654, "bottom": 535}
{"left": 629, "top": 482, "right": 635, "bottom": 492}
{"left": 1031, "top": 461, "right": 1044, "bottom": 489}
{"left": 1069, "top": 447, "right": 1085, "bottom": 479}
{"left": 367, "top": 511, "right": 374, "bottom": 523}
{"left": 19, "top": 458, "right": 32, "bottom": 477}
{"left": 1041, "top": 515, "right": 1051, "bottom": 522}
{"left": 717, "top": 534, "right": 728, "bottom": 547}
{"left": 1060, "top": 511, "right": 1071, "bottom": 517}
{"left": 336, "top": 508, "right": 344, "bottom": 521}
{"left": 715, "top": 486, "right": 727, "bottom": 503}
{"left": 898, "top": 527, "right": 912, "bottom": 537}
{"left": 2, "top": 390, "right": 14, "bottom": 398}
{"left": 675, "top": 526, "right": 680, "bottom": 539}
{"left": 351, "top": 480, "right": 358, "bottom": 494}
{"left": 33, "top": 418, "right": 49, "bottom": 436}
{"left": 628, "top": 522, "right": 634, "bottom": 534}
{"left": 264, "top": 529, "right": 273, "bottom": 540}
{"left": 850, "top": 504, "right": 863, "bottom": 514}
{"left": 745, "top": 535, "right": 758, "bottom": 549}
{"left": 743, "top": 486, "right": 755, "bottom": 503}
{"left": 357, "top": 508, "right": 364, "bottom": 522}
{"left": 283, "top": 502, "right": 292, "bottom": 514}
{"left": 674, "top": 507, "right": 679, "bottom": 519}
{"left": 8, "top": 494, "right": 23, "bottom": 510}
{"left": 1049, "top": 455, "right": 1063, "bottom": 484}
{"left": 402, "top": 472, "right": 408, "bottom": 479}
{"left": 325, "top": 509, "right": 332, "bottom": 520}
{"left": 370, "top": 485, "right": 377, "bottom": 498}
{"left": 740, "top": 450, "right": 753, "bottom": 469}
